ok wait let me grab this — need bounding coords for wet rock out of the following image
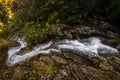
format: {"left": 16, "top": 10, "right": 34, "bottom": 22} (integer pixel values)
{"left": 80, "top": 65, "right": 120, "bottom": 80}
{"left": 19, "top": 47, "right": 31, "bottom": 54}
{"left": 93, "top": 57, "right": 113, "bottom": 70}
{"left": 99, "top": 62, "right": 113, "bottom": 70}
{"left": 0, "top": 39, "right": 17, "bottom": 48}
{"left": 64, "top": 31, "right": 73, "bottom": 39}
{"left": 59, "top": 70, "right": 68, "bottom": 76}
{"left": 108, "top": 57, "right": 120, "bottom": 72}
{"left": 37, "top": 35, "right": 48, "bottom": 43}
{"left": 45, "top": 23, "right": 117, "bottom": 41}
{"left": 99, "top": 61, "right": 113, "bottom": 70}
{"left": 51, "top": 55, "right": 68, "bottom": 64}
{"left": 62, "top": 52, "right": 87, "bottom": 64}
{"left": 105, "top": 38, "right": 120, "bottom": 48}
{"left": 106, "top": 31, "right": 116, "bottom": 38}
{"left": 66, "top": 33, "right": 73, "bottom": 39}
{"left": 11, "top": 67, "right": 24, "bottom": 80}
{"left": 97, "top": 21, "right": 113, "bottom": 30}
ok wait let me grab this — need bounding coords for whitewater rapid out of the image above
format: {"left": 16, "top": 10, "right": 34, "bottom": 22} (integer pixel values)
{"left": 6, "top": 37, "right": 119, "bottom": 66}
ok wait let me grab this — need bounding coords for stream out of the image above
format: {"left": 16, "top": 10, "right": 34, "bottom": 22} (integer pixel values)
{"left": 6, "top": 37, "right": 119, "bottom": 66}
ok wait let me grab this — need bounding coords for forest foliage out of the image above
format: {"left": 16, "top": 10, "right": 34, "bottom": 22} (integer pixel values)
{"left": 0, "top": 0, "right": 8, "bottom": 33}
{"left": 0, "top": 0, "right": 13, "bottom": 36}
{"left": 0, "top": 0, "right": 120, "bottom": 44}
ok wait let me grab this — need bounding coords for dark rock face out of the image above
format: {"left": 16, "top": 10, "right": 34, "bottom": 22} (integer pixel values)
{"left": 33, "top": 22, "right": 118, "bottom": 45}
{"left": 47, "top": 24, "right": 117, "bottom": 40}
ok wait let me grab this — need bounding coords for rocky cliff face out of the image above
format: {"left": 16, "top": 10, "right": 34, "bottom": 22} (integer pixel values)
{"left": 0, "top": 23, "right": 120, "bottom": 80}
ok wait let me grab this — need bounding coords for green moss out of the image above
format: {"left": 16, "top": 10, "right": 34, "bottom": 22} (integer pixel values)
{"left": 45, "top": 65, "right": 57, "bottom": 73}
{"left": 29, "top": 70, "right": 37, "bottom": 80}
{"left": 35, "top": 65, "right": 57, "bottom": 74}
{"left": 21, "top": 22, "right": 52, "bottom": 45}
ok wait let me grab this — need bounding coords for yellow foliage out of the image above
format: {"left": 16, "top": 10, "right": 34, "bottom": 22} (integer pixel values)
{"left": 0, "top": 22, "right": 4, "bottom": 27}
{"left": 45, "top": 22, "right": 51, "bottom": 31}
{"left": 0, "top": 0, "right": 14, "bottom": 18}
{"left": 0, "top": 22, "right": 5, "bottom": 33}
{"left": 0, "top": 0, "right": 3, "bottom": 3}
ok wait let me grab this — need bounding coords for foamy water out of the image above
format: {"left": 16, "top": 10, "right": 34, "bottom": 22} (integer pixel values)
{"left": 6, "top": 37, "right": 119, "bottom": 66}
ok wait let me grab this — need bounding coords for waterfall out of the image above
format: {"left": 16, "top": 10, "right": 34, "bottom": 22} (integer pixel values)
{"left": 6, "top": 37, "right": 119, "bottom": 66}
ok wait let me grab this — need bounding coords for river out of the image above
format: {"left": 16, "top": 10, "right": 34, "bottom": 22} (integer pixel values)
{"left": 6, "top": 37, "right": 119, "bottom": 66}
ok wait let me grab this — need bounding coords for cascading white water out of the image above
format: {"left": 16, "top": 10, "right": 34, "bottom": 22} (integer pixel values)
{"left": 6, "top": 38, "right": 59, "bottom": 66}
{"left": 57, "top": 37, "right": 119, "bottom": 57}
{"left": 6, "top": 37, "right": 119, "bottom": 66}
